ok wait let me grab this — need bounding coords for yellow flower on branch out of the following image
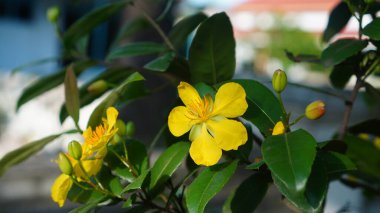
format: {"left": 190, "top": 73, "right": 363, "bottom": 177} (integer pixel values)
{"left": 51, "top": 174, "right": 73, "bottom": 208}
{"left": 272, "top": 121, "right": 285, "bottom": 136}
{"left": 168, "top": 82, "right": 248, "bottom": 166}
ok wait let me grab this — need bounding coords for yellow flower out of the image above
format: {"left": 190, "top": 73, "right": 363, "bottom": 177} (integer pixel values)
{"left": 82, "top": 107, "right": 119, "bottom": 157}
{"left": 51, "top": 174, "right": 73, "bottom": 207}
{"left": 272, "top": 121, "right": 285, "bottom": 135}
{"left": 168, "top": 82, "right": 248, "bottom": 166}
{"left": 374, "top": 137, "right": 380, "bottom": 150}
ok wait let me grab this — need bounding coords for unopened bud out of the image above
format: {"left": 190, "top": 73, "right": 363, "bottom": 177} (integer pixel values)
{"left": 57, "top": 153, "right": 72, "bottom": 175}
{"left": 68, "top": 141, "right": 82, "bottom": 160}
{"left": 47, "top": 6, "right": 60, "bottom": 24}
{"left": 305, "top": 100, "right": 325, "bottom": 120}
{"left": 272, "top": 69, "right": 287, "bottom": 93}
{"left": 126, "top": 121, "right": 135, "bottom": 137}
{"left": 116, "top": 119, "right": 127, "bottom": 136}
{"left": 272, "top": 121, "right": 285, "bottom": 136}
{"left": 87, "top": 80, "right": 108, "bottom": 94}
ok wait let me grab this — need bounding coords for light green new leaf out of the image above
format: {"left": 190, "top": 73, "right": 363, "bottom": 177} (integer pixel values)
{"left": 321, "top": 39, "right": 367, "bottom": 67}
{"left": 107, "top": 42, "right": 167, "bottom": 60}
{"left": 222, "top": 172, "right": 268, "bottom": 213}
{"left": 363, "top": 18, "right": 380, "bottom": 40}
{"left": 189, "top": 12, "right": 235, "bottom": 84}
{"left": 64, "top": 65, "right": 80, "bottom": 123}
{"left": 185, "top": 161, "right": 238, "bottom": 213}
{"left": 262, "top": 129, "right": 317, "bottom": 191}
{"left": 64, "top": 1, "right": 130, "bottom": 47}
{"left": 149, "top": 142, "right": 190, "bottom": 192}
{"left": 0, "top": 134, "right": 63, "bottom": 176}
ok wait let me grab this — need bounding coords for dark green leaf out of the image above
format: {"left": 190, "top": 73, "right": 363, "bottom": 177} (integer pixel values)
{"left": 11, "top": 57, "right": 62, "bottom": 75}
{"left": 0, "top": 134, "right": 62, "bottom": 176}
{"left": 97, "top": 166, "right": 124, "bottom": 196}
{"left": 365, "top": 82, "right": 380, "bottom": 102}
{"left": 144, "top": 52, "right": 175, "bottom": 72}
{"left": 149, "top": 142, "right": 190, "bottom": 192}
{"left": 87, "top": 72, "right": 145, "bottom": 128}
{"left": 112, "top": 16, "right": 150, "bottom": 46}
{"left": 166, "top": 57, "right": 191, "bottom": 81}
{"left": 16, "top": 60, "right": 96, "bottom": 111}
{"left": 68, "top": 184, "right": 104, "bottom": 204}
{"left": 68, "top": 194, "right": 108, "bottom": 213}
{"left": 304, "top": 158, "right": 328, "bottom": 211}
{"left": 122, "top": 194, "right": 136, "bottom": 208}
{"left": 125, "top": 139, "right": 148, "bottom": 174}
{"left": 185, "top": 161, "right": 238, "bottom": 213}
{"left": 194, "top": 82, "right": 216, "bottom": 98}
{"left": 189, "top": 12, "right": 235, "bottom": 84}
{"left": 245, "top": 160, "right": 265, "bottom": 170}
{"left": 321, "top": 39, "right": 367, "bottom": 67}
{"left": 64, "top": 1, "right": 129, "bottom": 47}
{"left": 104, "top": 145, "right": 135, "bottom": 182}
{"left": 363, "top": 18, "right": 380, "bottom": 40}
{"left": 122, "top": 170, "right": 149, "bottom": 193}
{"left": 323, "top": 2, "right": 352, "bottom": 42}
{"left": 169, "top": 13, "right": 208, "bottom": 50}
{"left": 222, "top": 172, "right": 268, "bottom": 213}
{"left": 262, "top": 129, "right": 317, "bottom": 191}
{"left": 107, "top": 42, "right": 167, "bottom": 60}
{"left": 329, "top": 55, "right": 359, "bottom": 89}
{"left": 230, "top": 79, "right": 282, "bottom": 136}
{"left": 64, "top": 65, "right": 80, "bottom": 123}
{"left": 317, "top": 151, "right": 356, "bottom": 176}
{"left": 348, "top": 119, "right": 380, "bottom": 136}
{"left": 319, "top": 140, "right": 347, "bottom": 153}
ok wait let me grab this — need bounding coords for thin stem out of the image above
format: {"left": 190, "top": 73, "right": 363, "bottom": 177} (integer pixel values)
{"left": 277, "top": 93, "right": 287, "bottom": 117}
{"left": 288, "top": 82, "right": 347, "bottom": 101}
{"left": 109, "top": 148, "right": 138, "bottom": 177}
{"left": 74, "top": 122, "right": 83, "bottom": 134}
{"left": 338, "top": 78, "right": 363, "bottom": 140}
{"left": 289, "top": 114, "right": 305, "bottom": 126}
{"left": 363, "top": 57, "right": 380, "bottom": 80}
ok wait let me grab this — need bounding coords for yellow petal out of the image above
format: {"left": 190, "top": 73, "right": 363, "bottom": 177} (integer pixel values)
{"left": 106, "top": 107, "right": 118, "bottom": 131}
{"left": 178, "top": 82, "right": 202, "bottom": 107}
{"left": 51, "top": 174, "right": 73, "bottom": 207}
{"left": 213, "top": 82, "right": 248, "bottom": 118}
{"left": 207, "top": 118, "right": 247, "bottom": 151}
{"left": 189, "top": 125, "right": 222, "bottom": 166}
{"left": 168, "top": 106, "right": 194, "bottom": 137}
{"left": 272, "top": 121, "right": 285, "bottom": 135}
{"left": 82, "top": 159, "right": 103, "bottom": 177}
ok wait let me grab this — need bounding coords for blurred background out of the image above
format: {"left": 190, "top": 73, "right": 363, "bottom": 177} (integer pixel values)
{"left": 0, "top": 0, "right": 379, "bottom": 212}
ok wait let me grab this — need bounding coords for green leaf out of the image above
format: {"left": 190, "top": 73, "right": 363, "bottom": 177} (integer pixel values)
{"left": 112, "top": 16, "right": 150, "bottom": 46}
{"left": 262, "top": 129, "right": 317, "bottom": 191}
{"left": 329, "top": 55, "right": 359, "bottom": 89}
{"left": 363, "top": 18, "right": 380, "bottom": 40}
{"left": 322, "top": 2, "right": 352, "bottom": 42}
{"left": 304, "top": 159, "right": 328, "bottom": 212}
{"left": 189, "top": 12, "right": 235, "bottom": 85}
{"left": 317, "top": 151, "right": 356, "bottom": 176}
{"left": 169, "top": 12, "right": 208, "bottom": 50}
{"left": 107, "top": 42, "right": 167, "bottom": 60}
{"left": 321, "top": 38, "right": 367, "bottom": 67}
{"left": 122, "top": 169, "right": 149, "bottom": 193}
{"left": 104, "top": 145, "right": 135, "bottom": 182}
{"left": 222, "top": 172, "right": 268, "bottom": 213}
{"left": 365, "top": 82, "right": 380, "bottom": 102}
{"left": 0, "top": 134, "right": 62, "bottom": 176}
{"left": 125, "top": 139, "right": 148, "bottom": 174}
{"left": 64, "top": 65, "right": 80, "bottom": 123}
{"left": 64, "top": 1, "right": 129, "bottom": 47}
{"left": 16, "top": 60, "right": 96, "bottom": 111}
{"left": 348, "top": 119, "right": 380, "bottom": 136}
{"left": 185, "top": 161, "right": 238, "bottom": 213}
{"left": 97, "top": 166, "right": 124, "bottom": 196}
{"left": 68, "top": 194, "right": 108, "bottom": 213}
{"left": 11, "top": 56, "right": 62, "bottom": 75}
{"left": 68, "top": 184, "right": 104, "bottom": 204}
{"left": 285, "top": 50, "right": 320, "bottom": 63}
{"left": 60, "top": 66, "right": 138, "bottom": 123}
{"left": 87, "top": 72, "right": 145, "bottom": 128}
{"left": 230, "top": 79, "right": 282, "bottom": 136}
{"left": 122, "top": 194, "right": 137, "bottom": 208}
{"left": 149, "top": 142, "right": 190, "bottom": 192}
{"left": 245, "top": 160, "right": 265, "bottom": 170}
{"left": 144, "top": 52, "right": 175, "bottom": 72}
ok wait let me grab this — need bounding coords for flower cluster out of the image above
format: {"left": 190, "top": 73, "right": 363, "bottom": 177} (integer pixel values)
{"left": 51, "top": 107, "right": 119, "bottom": 207}
{"left": 168, "top": 82, "right": 248, "bottom": 166}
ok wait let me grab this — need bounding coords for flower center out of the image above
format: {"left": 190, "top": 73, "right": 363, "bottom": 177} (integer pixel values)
{"left": 87, "top": 125, "right": 106, "bottom": 146}
{"left": 187, "top": 95, "right": 214, "bottom": 122}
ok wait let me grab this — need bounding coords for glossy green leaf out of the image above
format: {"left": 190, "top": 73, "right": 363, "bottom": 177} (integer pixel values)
{"left": 169, "top": 12, "right": 208, "bottom": 49}
{"left": 363, "top": 18, "right": 380, "bottom": 40}
{"left": 262, "top": 129, "right": 317, "bottom": 191}
{"left": 231, "top": 79, "right": 282, "bottom": 136}
{"left": 97, "top": 166, "right": 124, "bottom": 196}
{"left": 0, "top": 134, "right": 62, "bottom": 176}
{"left": 64, "top": 65, "right": 80, "bottom": 123}
{"left": 321, "top": 39, "right": 367, "bottom": 67}
{"left": 149, "top": 142, "right": 189, "bottom": 191}
{"left": 329, "top": 55, "right": 359, "bottom": 89}
{"left": 317, "top": 151, "right": 356, "bottom": 176}
{"left": 122, "top": 170, "right": 149, "bottom": 193}
{"left": 322, "top": 2, "right": 352, "bottom": 42}
{"left": 16, "top": 60, "right": 96, "bottom": 111}
{"left": 365, "top": 82, "right": 380, "bottom": 102}
{"left": 87, "top": 72, "right": 145, "bottom": 128}
{"left": 125, "top": 140, "right": 148, "bottom": 174}
{"left": 64, "top": 1, "right": 129, "bottom": 47}
{"left": 107, "top": 42, "right": 167, "bottom": 60}
{"left": 60, "top": 66, "right": 137, "bottom": 123}
{"left": 222, "top": 172, "right": 268, "bottom": 213}
{"left": 185, "top": 161, "right": 238, "bottom": 213}
{"left": 189, "top": 12, "right": 235, "bottom": 84}
{"left": 144, "top": 52, "right": 175, "bottom": 72}
{"left": 348, "top": 119, "right": 380, "bottom": 136}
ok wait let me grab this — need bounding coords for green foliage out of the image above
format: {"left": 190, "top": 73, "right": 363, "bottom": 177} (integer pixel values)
{"left": 323, "top": 2, "right": 352, "bottom": 42}
{"left": 321, "top": 39, "right": 368, "bottom": 67}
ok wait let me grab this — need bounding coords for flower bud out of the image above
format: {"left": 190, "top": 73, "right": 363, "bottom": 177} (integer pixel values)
{"left": 87, "top": 80, "right": 108, "bottom": 95}
{"left": 126, "top": 121, "right": 135, "bottom": 137}
{"left": 305, "top": 100, "right": 325, "bottom": 120}
{"left": 57, "top": 153, "right": 72, "bottom": 175}
{"left": 272, "top": 69, "right": 287, "bottom": 93}
{"left": 68, "top": 141, "right": 82, "bottom": 160}
{"left": 47, "top": 6, "right": 60, "bottom": 24}
{"left": 116, "top": 119, "right": 127, "bottom": 136}
{"left": 272, "top": 121, "right": 285, "bottom": 136}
